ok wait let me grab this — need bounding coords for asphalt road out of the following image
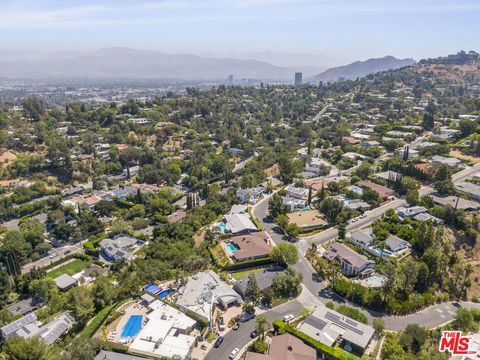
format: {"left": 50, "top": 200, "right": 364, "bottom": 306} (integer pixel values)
{"left": 203, "top": 162, "right": 480, "bottom": 359}
{"left": 204, "top": 300, "right": 304, "bottom": 360}
{"left": 21, "top": 241, "right": 85, "bottom": 274}
{"left": 251, "top": 163, "right": 480, "bottom": 330}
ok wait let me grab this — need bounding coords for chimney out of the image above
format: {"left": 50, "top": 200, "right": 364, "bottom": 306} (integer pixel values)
{"left": 288, "top": 345, "right": 293, "bottom": 351}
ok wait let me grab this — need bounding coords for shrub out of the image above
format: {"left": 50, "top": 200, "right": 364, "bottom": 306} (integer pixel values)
{"left": 272, "top": 320, "right": 360, "bottom": 360}
{"left": 223, "top": 257, "right": 274, "bottom": 271}
{"left": 335, "top": 305, "right": 368, "bottom": 324}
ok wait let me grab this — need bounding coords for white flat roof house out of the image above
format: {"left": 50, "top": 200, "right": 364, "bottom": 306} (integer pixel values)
{"left": 129, "top": 301, "right": 196, "bottom": 360}
{"left": 176, "top": 270, "right": 241, "bottom": 323}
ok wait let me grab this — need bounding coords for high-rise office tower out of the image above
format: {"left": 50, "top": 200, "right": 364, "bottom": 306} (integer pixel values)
{"left": 294, "top": 72, "right": 303, "bottom": 85}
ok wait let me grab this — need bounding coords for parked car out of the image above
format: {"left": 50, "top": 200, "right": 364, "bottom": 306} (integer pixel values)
{"left": 250, "top": 329, "right": 259, "bottom": 338}
{"left": 229, "top": 348, "right": 240, "bottom": 359}
{"left": 283, "top": 314, "right": 294, "bottom": 323}
{"left": 218, "top": 317, "right": 225, "bottom": 331}
{"left": 213, "top": 336, "right": 224, "bottom": 348}
{"left": 232, "top": 322, "right": 240, "bottom": 330}
{"left": 238, "top": 312, "right": 255, "bottom": 322}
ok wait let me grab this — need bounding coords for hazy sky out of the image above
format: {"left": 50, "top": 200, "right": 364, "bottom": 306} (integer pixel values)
{"left": 1, "top": 0, "right": 479, "bottom": 63}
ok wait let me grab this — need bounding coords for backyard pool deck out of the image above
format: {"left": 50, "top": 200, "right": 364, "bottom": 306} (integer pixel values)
{"left": 107, "top": 301, "right": 149, "bottom": 345}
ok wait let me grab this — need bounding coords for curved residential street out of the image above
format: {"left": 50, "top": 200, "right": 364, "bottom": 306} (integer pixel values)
{"left": 204, "top": 163, "right": 480, "bottom": 360}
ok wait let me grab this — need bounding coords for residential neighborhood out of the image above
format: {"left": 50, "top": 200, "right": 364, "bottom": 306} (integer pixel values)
{"left": 1, "top": 47, "right": 480, "bottom": 360}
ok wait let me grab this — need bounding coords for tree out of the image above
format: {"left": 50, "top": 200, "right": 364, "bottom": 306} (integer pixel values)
{"left": 361, "top": 188, "right": 380, "bottom": 205}
{"left": 20, "top": 219, "right": 45, "bottom": 248}
{"left": 250, "top": 338, "right": 268, "bottom": 354}
{"left": 67, "top": 287, "right": 94, "bottom": 324}
{"left": 406, "top": 189, "right": 419, "bottom": 205}
{"left": 245, "top": 273, "right": 262, "bottom": 306}
{"left": 286, "top": 223, "right": 300, "bottom": 238}
{"left": 268, "top": 193, "right": 284, "bottom": 218}
{"left": 0, "top": 230, "right": 32, "bottom": 264}
{"left": 91, "top": 277, "right": 117, "bottom": 310}
{"left": 459, "top": 119, "right": 476, "bottom": 137}
{"left": 399, "top": 324, "right": 427, "bottom": 353}
{"left": 136, "top": 189, "right": 144, "bottom": 204}
{"left": 422, "top": 112, "right": 435, "bottom": 130}
{"left": 274, "top": 214, "right": 289, "bottom": 230}
{"left": 372, "top": 318, "right": 385, "bottom": 335}
{"left": 3, "top": 336, "right": 56, "bottom": 360}
{"left": 355, "top": 161, "right": 372, "bottom": 179}
{"left": 271, "top": 267, "right": 302, "bottom": 297}
{"left": 338, "top": 223, "right": 346, "bottom": 240}
{"left": 60, "top": 337, "right": 102, "bottom": 360}
{"left": 454, "top": 308, "right": 477, "bottom": 333}
{"left": 270, "top": 243, "right": 298, "bottom": 266}
{"left": 318, "top": 198, "right": 343, "bottom": 224}
{"left": 255, "top": 314, "right": 269, "bottom": 339}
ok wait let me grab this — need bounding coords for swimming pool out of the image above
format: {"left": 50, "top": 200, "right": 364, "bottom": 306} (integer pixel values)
{"left": 121, "top": 315, "right": 142, "bottom": 338}
{"left": 218, "top": 223, "right": 227, "bottom": 233}
{"left": 226, "top": 243, "right": 239, "bottom": 254}
{"left": 364, "top": 276, "right": 386, "bottom": 287}
{"left": 158, "top": 289, "right": 174, "bottom": 299}
{"left": 373, "top": 246, "right": 392, "bottom": 257}
{"left": 144, "top": 283, "right": 162, "bottom": 294}
{"left": 350, "top": 186, "right": 364, "bottom": 194}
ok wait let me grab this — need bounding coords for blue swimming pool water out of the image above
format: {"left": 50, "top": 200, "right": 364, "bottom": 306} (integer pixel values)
{"left": 144, "top": 283, "right": 162, "bottom": 294}
{"left": 121, "top": 315, "right": 142, "bottom": 337}
{"left": 226, "top": 243, "right": 239, "bottom": 254}
{"left": 373, "top": 246, "right": 392, "bottom": 256}
{"left": 350, "top": 187, "right": 363, "bottom": 194}
{"left": 158, "top": 289, "right": 174, "bottom": 299}
{"left": 218, "top": 223, "right": 227, "bottom": 233}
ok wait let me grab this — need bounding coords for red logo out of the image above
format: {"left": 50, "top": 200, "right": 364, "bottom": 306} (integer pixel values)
{"left": 439, "top": 331, "right": 477, "bottom": 355}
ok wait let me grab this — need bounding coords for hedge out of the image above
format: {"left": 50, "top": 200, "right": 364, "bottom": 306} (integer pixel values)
{"left": 78, "top": 300, "right": 127, "bottom": 339}
{"left": 114, "top": 198, "right": 135, "bottom": 208}
{"left": 83, "top": 233, "right": 108, "bottom": 256}
{"left": 247, "top": 207, "right": 263, "bottom": 231}
{"left": 43, "top": 253, "right": 91, "bottom": 271}
{"left": 272, "top": 320, "right": 361, "bottom": 360}
{"left": 223, "top": 257, "right": 274, "bottom": 271}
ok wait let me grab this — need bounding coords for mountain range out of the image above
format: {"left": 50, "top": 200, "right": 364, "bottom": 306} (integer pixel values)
{"left": 0, "top": 48, "right": 415, "bottom": 82}
{"left": 310, "top": 56, "right": 416, "bottom": 82}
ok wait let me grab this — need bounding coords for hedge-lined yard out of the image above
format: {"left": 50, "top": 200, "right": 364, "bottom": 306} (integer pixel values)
{"left": 46, "top": 259, "right": 89, "bottom": 279}
{"left": 272, "top": 320, "right": 362, "bottom": 360}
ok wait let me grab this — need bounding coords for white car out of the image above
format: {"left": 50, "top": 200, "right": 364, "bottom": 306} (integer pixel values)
{"left": 229, "top": 348, "right": 240, "bottom": 359}
{"left": 283, "top": 314, "right": 294, "bottom": 322}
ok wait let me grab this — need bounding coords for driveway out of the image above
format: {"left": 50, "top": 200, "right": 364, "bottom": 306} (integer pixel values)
{"left": 204, "top": 300, "right": 304, "bottom": 360}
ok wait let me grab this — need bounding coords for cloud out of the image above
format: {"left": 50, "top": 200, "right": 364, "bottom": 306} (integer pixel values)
{"left": 0, "top": 0, "right": 479, "bottom": 29}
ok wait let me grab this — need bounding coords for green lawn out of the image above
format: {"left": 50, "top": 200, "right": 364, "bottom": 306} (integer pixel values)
{"left": 230, "top": 267, "right": 264, "bottom": 280}
{"left": 46, "top": 259, "right": 89, "bottom": 279}
{"left": 210, "top": 244, "right": 230, "bottom": 267}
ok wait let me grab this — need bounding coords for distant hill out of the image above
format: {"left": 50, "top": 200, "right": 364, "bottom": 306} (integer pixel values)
{"left": 0, "top": 47, "right": 295, "bottom": 81}
{"left": 413, "top": 50, "right": 480, "bottom": 82}
{"left": 310, "top": 56, "right": 416, "bottom": 83}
